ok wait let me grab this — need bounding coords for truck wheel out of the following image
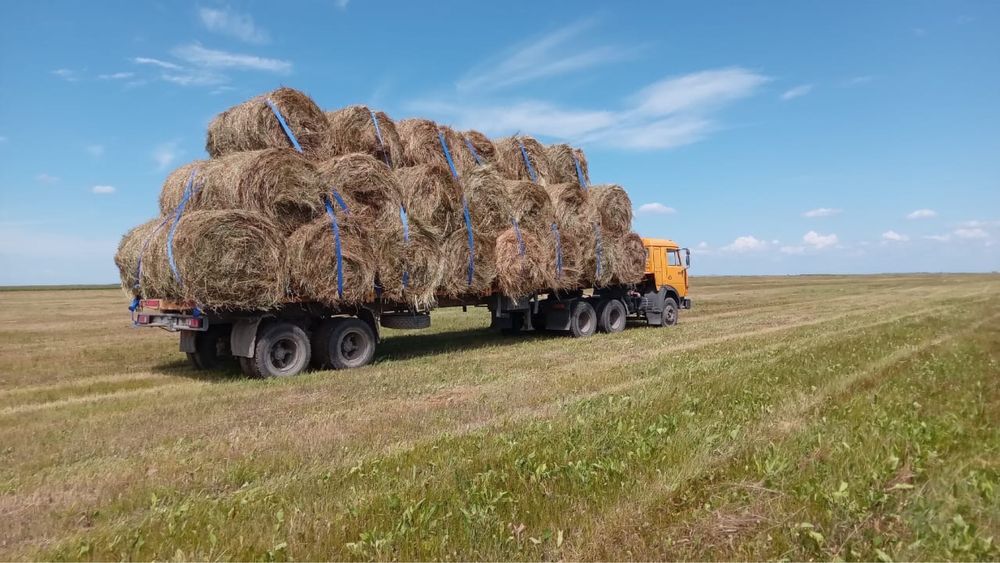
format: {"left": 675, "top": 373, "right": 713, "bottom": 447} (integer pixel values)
{"left": 248, "top": 321, "right": 311, "bottom": 378}
{"left": 596, "top": 299, "right": 627, "bottom": 334}
{"left": 187, "top": 324, "right": 233, "bottom": 370}
{"left": 569, "top": 300, "right": 597, "bottom": 338}
{"left": 660, "top": 297, "right": 679, "bottom": 327}
{"left": 322, "top": 318, "right": 376, "bottom": 370}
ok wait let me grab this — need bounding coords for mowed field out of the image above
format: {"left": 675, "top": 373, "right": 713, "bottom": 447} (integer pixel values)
{"left": 1, "top": 275, "right": 999, "bottom": 561}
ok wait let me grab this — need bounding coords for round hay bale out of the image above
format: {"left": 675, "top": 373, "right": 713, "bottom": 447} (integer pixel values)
{"left": 461, "top": 129, "right": 496, "bottom": 166}
{"left": 451, "top": 129, "right": 495, "bottom": 176}
{"left": 158, "top": 150, "right": 325, "bottom": 234}
{"left": 375, "top": 218, "right": 445, "bottom": 309}
{"left": 394, "top": 164, "right": 464, "bottom": 238}
{"left": 586, "top": 183, "right": 633, "bottom": 235}
{"left": 114, "top": 217, "right": 169, "bottom": 298}
{"left": 318, "top": 153, "right": 400, "bottom": 222}
{"left": 287, "top": 213, "right": 377, "bottom": 306}
{"left": 494, "top": 227, "right": 551, "bottom": 297}
{"left": 133, "top": 210, "right": 288, "bottom": 310}
{"left": 397, "top": 118, "right": 450, "bottom": 169}
{"left": 607, "top": 232, "right": 648, "bottom": 285}
{"left": 438, "top": 229, "right": 497, "bottom": 299}
{"left": 545, "top": 144, "right": 590, "bottom": 188}
{"left": 494, "top": 135, "right": 551, "bottom": 184}
{"left": 206, "top": 87, "right": 329, "bottom": 159}
{"left": 577, "top": 223, "right": 615, "bottom": 288}
{"left": 545, "top": 182, "right": 591, "bottom": 234}
{"left": 504, "top": 180, "right": 557, "bottom": 235}
{"left": 546, "top": 222, "right": 583, "bottom": 291}
{"left": 464, "top": 166, "right": 512, "bottom": 238}
{"left": 324, "top": 105, "right": 404, "bottom": 168}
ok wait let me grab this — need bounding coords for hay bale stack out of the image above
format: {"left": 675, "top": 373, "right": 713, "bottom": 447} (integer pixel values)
{"left": 438, "top": 229, "right": 497, "bottom": 299}
{"left": 375, "top": 218, "right": 445, "bottom": 309}
{"left": 607, "top": 232, "right": 648, "bottom": 285}
{"left": 545, "top": 183, "right": 593, "bottom": 290}
{"left": 453, "top": 129, "right": 496, "bottom": 176}
{"left": 114, "top": 217, "right": 169, "bottom": 297}
{"left": 159, "top": 150, "right": 324, "bottom": 234}
{"left": 287, "top": 214, "right": 377, "bottom": 306}
{"left": 318, "top": 153, "right": 399, "bottom": 221}
{"left": 545, "top": 144, "right": 590, "bottom": 188}
{"left": 577, "top": 224, "right": 616, "bottom": 288}
{"left": 494, "top": 135, "right": 551, "bottom": 184}
{"left": 505, "top": 180, "right": 557, "bottom": 235}
{"left": 119, "top": 210, "right": 288, "bottom": 310}
{"left": 397, "top": 118, "right": 450, "bottom": 169}
{"left": 325, "top": 105, "right": 404, "bottom": 167}
{"left": 586, "top": 184, "right": 633, "bottom": 236}
{"left": 394, "top": 164, "right": 464, "bottom": 239}
{"left": 206, "top": 87, "right": 329, "bottom": 159}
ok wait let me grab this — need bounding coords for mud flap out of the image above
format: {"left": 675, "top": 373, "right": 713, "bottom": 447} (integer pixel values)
{"left": 179, "top": 331, "right": 197, "bottom": 353}
{"left": 230, "top": 317, "right": 263, "bottom": 358}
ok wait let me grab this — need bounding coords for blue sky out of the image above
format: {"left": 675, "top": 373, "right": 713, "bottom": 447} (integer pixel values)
{"left": 1, "top": 0, "right": 998, "bottom": 284}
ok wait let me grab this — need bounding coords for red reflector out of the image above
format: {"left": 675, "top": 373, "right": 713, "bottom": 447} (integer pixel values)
{"left": 552, "top": 303, "right": 566, "bottom": 310}
{"left": 143, "top": 299, "right": 161, "bottom": 308}
{"left": 137, "top": 314, "right": 150, "bottom": 324}
{"left": 189, "top": 318, "right": 203, "bottom": 328}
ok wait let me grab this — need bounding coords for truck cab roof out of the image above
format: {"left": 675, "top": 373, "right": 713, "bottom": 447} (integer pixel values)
{"left": 641, "top": 237, "right": 680, "bottom": 249}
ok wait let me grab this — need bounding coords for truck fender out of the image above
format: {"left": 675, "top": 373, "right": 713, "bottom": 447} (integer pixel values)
{"left": 230, "top": 317, "right": 263, "bottom": 358}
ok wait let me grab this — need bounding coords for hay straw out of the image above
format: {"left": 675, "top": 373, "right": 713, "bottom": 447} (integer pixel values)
{"left": 438, "top": 229, "right": 497, "bottom": 299}
{"left": 318, "top": 152, "right": 400, "bottom": 222}
{"left": 287, "top": 213, "right": 377, "bottom": 306}
{"left": 545, "top": 144, "right": 590, "bottom": 188}
{"left": 586, "top": 183, "right": 633, "bottom": 235}
{"left": 494, "top": 227, "right": 551, "bottom": 297}
{"left": 394, "top": 164, "right": 464, "bottom": 239}
{"left": 159, "top": 149, "right": 324, "bottom": 234}
{"left": 114, "top": 217, "right": 169, "bottom": 298}
{"left": 397, "top": 118, "right": 450, "bottom": 168}
{"left": 494, "top": 135, "right": 551, "bottom": 184}
{"left": 463, "top": 166, "right": 512, "bottom": 238}
{"left": 504, "top": 180, "right": 557, "bottom": 235}
{"left": 607, "top": 232, "right": 648, "bottom": 285}
{"left": 206, "top": 87, "right": 329, "bottom": 159}
{"left": 375, "top": 217, "right": 444, "bottom": 309}
{"left": 576, "top": 223, "right": 615, "bottom": 288}
{"left": 324, "top": 105, "right": 404, "bottom": 167}
{"left": 452, "top": 129, "right": 495, "bottom": 176}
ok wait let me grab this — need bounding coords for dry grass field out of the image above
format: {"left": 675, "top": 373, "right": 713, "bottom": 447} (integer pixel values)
{"left": 1, "top": 274, "right": 999, "bottom": 560}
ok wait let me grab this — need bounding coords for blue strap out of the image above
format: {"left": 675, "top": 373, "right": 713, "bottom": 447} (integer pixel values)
{"left": 192, "top": 307, "right": 202, "bottom": 319}
{"left": 551, "top": 222, "right": 563, "bottom": 279}
{"left": 464, "top": 136, "right": 483, "bottom": 165}
{"left": 265, "top": 98, "right": 303, "bottom": 153}
{"left": 324, "top": 196, "right": 345, "bottom": 299}
{"left": 511, "top": 218, "right": 526, "bottom": 257}
{"left": 437, "top": 131, "right": 459, "bottom": 179}
{"left": 167, "top": 169, "right": 199, "bottom": 286}
{"left": 593, "top": 222, "right": 603, "bottom": 280}
{"left": 370, "top": 109, "right": 392, "bottom": 168}
{"left": 518, "top": 139, "right": 538, "bottom": 182}
{"left": 129, "top": 296, "right": 140, "bottom": 312}
{"left": 399, "top": 206, "right": 410, "bottom": 289}
{"left": 461, "top": 196, "right": 475, "bottom": 286}
{"left": 572, "top": 152, "right": 588, "bottom": 190}
{"left": 330, "top": 188, "right": 349, "bottom": 214}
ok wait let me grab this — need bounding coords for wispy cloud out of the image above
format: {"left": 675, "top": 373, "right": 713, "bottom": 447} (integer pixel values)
{"left": 637, "top": 203, "right": 677, "bottom": 215}
{"left": 36, "top": 173, "right": 59, "bottom": 185}
{"left": 457, "top": 19, "right": 638, "bottom": 93}
{"left": 86, "top": 144, "right": 105, "bottom": 157}
{"left": 98, "top": 72, "right": 134, "bottom": 80}
{"left": 198, "top": 7, "right": 270, "bottom": 44}
{"left": 906, "top": 208, "right": 937, "bottom": 220}
{"left": 51, "top": 68, "right": 81, "bottom": 82}
{"left": 91, "top": 185, "right": 115, "bottom": 195}
{"left": 133, "top": 57, "right": 182, "bottom": 70}
{"left": 844, "top": 75, "right": 874, "bottom": 87}
{"left": 954, "top": 227, "right": 988, "bottom": 240}
{"left": 780, "top": 84, "right": 813, "bottom": 101}
{"left": 802, "top": 207, "right": 842, "bottom": 218}
{"left": 882, "top": 230, "right": 909, "bottom": 242}
{"left": 172, "top": 43, "right": 292, "bottom": 73}
{"left": 630, "top": 68, "right": 769, "bottom": 116}
{"left": 334, "top": 0, "right": 350, "bottom": 8}
{"left": 152, "top": 141, "right": 181, "bottom": 171}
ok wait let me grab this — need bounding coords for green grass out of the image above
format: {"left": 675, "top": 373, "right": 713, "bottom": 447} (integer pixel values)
{"left": 0, "top": 275, "right": 998, "bottom": 560}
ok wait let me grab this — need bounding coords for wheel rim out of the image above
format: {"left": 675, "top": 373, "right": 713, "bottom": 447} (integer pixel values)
{"left": 609, "top": 305, "right": 624, "bottom": 330}
{"left": 579, "top": 308, "right": 595, "bottom": 333}
{"left": 340, "top": 329, "right": 368, "bottom": 362}
{"left": 269, "top": 337, "right": 298, "bottom": 371}
{"left": 664, "top": 307, "right": 677, "bottom": 324}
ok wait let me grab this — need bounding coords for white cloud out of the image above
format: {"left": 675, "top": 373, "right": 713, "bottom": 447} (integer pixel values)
{"left": 802, "top": 207, "right": 842, "bottom": 218}
{"left": 161, "top": 70, "right": 228, "bottom": 87}
{"left": 91, "top": 185, "right": 115, "bottom": 195}
{"left": 172, "top": 43, "right": 292, "bottom": 73}
{"left": 882, "top": 230, "right": 909, "bottom": 242}
{"left": 152, "top": 141, "right": 180, "bottom": 170}
{"left": 583, "top": 115, "right": 713, "bottom": 150}
{"left": 923, "top": 234, "right": 951, "bottom": 242}
{"left": 637, "top": 203, "right": 677, "bottom": 215}
{"left": 457, "top": 19, "right": 637, "bottom": 93}
{"left": 198, "top": 7, "right": 269, "bottom": 44}
{"left": 98, "top": 72, "right": 134, "bottom": 80}
{"left": 630, "top": 67, "right": 769, "bottom": 116}
{"left": 36, "top": 173, "right": 59, "bottom": 185}
{"left": 780, "top": 245, "right": 805, "bottom": 255}
{"left": 803, "top": 230, "right": 838, "bottom": 249}
{"left": 86, "top": 144, "right": 105, "bottom": 157}
{"left": 414, "top": 99, "right": 616, "bottom": 139}
{"left": 133, "top": 57, "right": 183, "bottom": 70}
{"left": 845, "top": 75, "right": 874, "bottom": 86}
{"left": 335, "top": 0, "right": 350, "bottom": 8}
{"left": 959, "top": 219, "right": 999, "bottom": 228}
{"left": 906, "top": 208, "right": 937, "bottom": 220}
{"left": 723, "top": 235, "right": 768, "bottom": 253}
{"left": 51, "top": 68, "right": 80, "bottom": 82}
{"left": 954, "top": 228, "right": 988, "bottom": 240}
{"left": 780, "top": 84, "right": 813, "bottom": 101}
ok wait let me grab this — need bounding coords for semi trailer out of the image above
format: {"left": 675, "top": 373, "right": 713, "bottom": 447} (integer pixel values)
{"left": 131, "top": 238, "right": 691, "bottom": 378}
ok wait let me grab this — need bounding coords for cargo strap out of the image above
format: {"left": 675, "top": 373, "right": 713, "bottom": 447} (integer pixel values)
{"left": 323, "top": 195, "right": 345, "bottom": 299}
{"left": 370, "top": 109, "right": 392, "bottom": 168}
{"left": 265, "top": 98, "right": 303, "bottom": 154}
{"left": 167, "top": 168, "right": 200, "bottom": 287}
{"left": 399, "top": 206, "right": 410, "bottom": 289}
{"left": 330, "top": 188, "right": 349, "bottom": 214}
{"left": 593, "top": 222, "right": 604, "bottom": 281}
{"left": 572, "top": 152, "right": 588, "bottom": 190}
{"left": 438, "top": 131, "right": 476, "bottom": 286}
{"left": 463, "top": 136, "right": 483, "bottom": 166}
{"left": 518, "top": 139, "right": 538, "bottom": 182}
{"left": 511, "top": 218, "right": 526, "bottom": 257}
{"left": 551, "top": 222, "right": 563, "bottom": 279}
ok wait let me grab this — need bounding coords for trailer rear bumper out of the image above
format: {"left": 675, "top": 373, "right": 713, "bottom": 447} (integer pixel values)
{"left": 134, "top": 312, "right": 209, "bottom": 332}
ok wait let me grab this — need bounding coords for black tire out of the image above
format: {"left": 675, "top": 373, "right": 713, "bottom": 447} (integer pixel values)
{"left": 321, "top": 318, "right": 376, "bottom": 370}
{"left": 661, "top": 297, "right": 679, "bottom": 327}
{"left": 248, "top": 321, "right": 311, "bottom": 378}
{"left": 380, "top": 313, "right": 431, "bottom": 330}
{"left": 569, "top": 300, "right": 597, "bottom": 338}
{"left": 187, "top": 324, "right": 233, "bottom": 370}
{"left": 596, "top": 299, "right": 627, "bottom": 334}
{"left": 310, "top": 319, "right": 337, "bottom": 370}
{"left": 238, "top": 356, "right": 259, "bottom": 378}
{"left": 500, "top": 312, "right": 525, "bottom": 336}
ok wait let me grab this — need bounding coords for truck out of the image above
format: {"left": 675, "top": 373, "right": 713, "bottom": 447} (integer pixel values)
{"left": 131, "top": 238, "right": 691, "bottom": 377}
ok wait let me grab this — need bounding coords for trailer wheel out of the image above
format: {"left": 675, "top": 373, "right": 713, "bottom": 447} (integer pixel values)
{"left": 321, "top": 318, "right": 376, "bottom": 370}
{"left": 660, "top": 297, "right": 679, "bottom": 327}
{"left": 569, "top": 300, "right": 597, "bottom": 338}
{"left": 247, "top": 321, "right": 311, "bottom": 378}
{"left": 187, "top": 324, "right": 233, "bottom": 370}
{"left": 596, "top": 299, "right": 627, "bottom": 334}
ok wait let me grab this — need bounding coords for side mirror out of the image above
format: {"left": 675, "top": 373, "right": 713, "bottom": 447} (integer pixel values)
{"left": 685, "top": 249, "right": 691, "bottom": 267}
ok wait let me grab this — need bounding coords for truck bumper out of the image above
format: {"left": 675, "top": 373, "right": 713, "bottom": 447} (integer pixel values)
{"left": 681, "top": 298, "right": 692, "bottom": 310}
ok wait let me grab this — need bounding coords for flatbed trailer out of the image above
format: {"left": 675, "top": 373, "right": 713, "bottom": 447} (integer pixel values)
{"left": 132, "top": 239, "right": 692, "bottom": 377}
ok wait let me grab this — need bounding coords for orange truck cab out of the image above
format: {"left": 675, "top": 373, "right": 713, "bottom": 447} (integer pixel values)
{"left": 641, "top": 238, "right": 692, "bottom": 315}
